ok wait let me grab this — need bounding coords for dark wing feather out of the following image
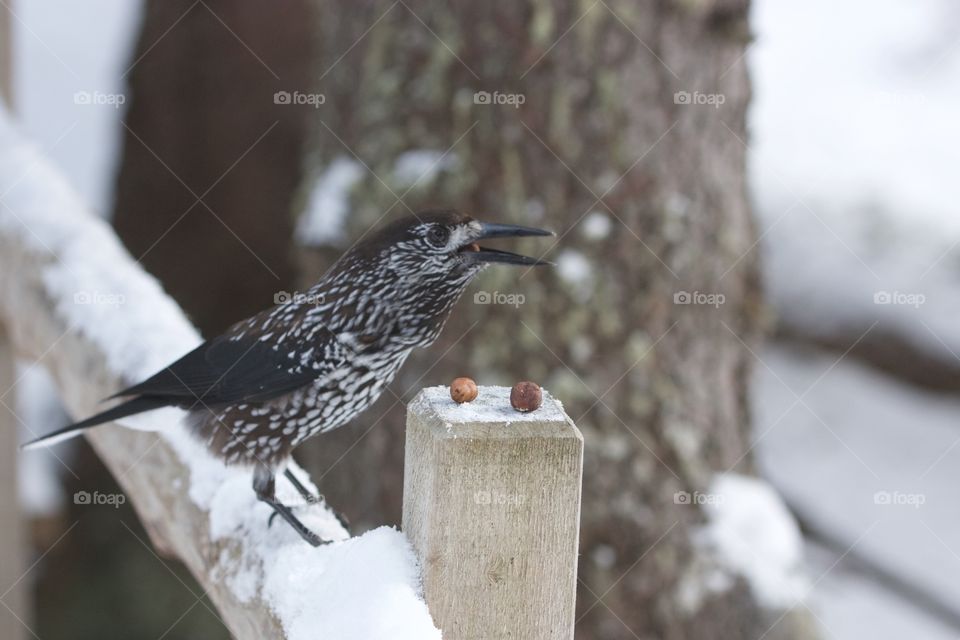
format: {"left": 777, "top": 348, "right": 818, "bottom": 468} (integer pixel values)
{"left": 112, "top": 327, "right": 340, "bottom": 406}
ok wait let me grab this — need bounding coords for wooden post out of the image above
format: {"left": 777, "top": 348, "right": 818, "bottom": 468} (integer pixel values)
{"left": 0, "top": 6, "right": 26, "bottom": 639}
{"left": 403, "top": 386, "right": 583, "bottom": 640}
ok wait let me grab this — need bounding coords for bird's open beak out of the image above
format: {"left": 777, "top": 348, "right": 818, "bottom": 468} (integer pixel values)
{"left": 458, "top": 222, "right": 555, "bottom": 266}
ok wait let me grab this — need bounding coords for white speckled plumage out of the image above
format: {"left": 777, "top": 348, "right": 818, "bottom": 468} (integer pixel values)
{"left": 190, "top": 212, "right": 487, "bottom": 468}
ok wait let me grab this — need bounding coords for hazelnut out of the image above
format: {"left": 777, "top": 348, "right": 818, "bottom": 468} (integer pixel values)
{"left": 450, "top": 377, "right": 478, "bottom": 404}
{"left": 510, "top": 381, "right": 542, "bottom": 412}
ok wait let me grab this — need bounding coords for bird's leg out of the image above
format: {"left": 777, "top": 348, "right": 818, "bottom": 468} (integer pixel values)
{"left": 281, "top": 468, "right": 351, "bottom": 533}
{"left": 253, "top": 465, "right": 327, "bottom": 547}
{"left": 282, "top": 468, "right": 320, "bottom": 503}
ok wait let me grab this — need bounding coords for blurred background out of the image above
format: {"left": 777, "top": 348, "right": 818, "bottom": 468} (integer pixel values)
{"left": 2, "top": 0, "right": 959, "bottom": 638}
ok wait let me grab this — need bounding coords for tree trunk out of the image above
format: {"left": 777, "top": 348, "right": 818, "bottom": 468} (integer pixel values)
{"left": 111, "top": 0, "right": 316, "bottom": 334}
{"left": 294, "top": 1, "right": 813, "bottom": 638}
{"left": 58, "top": 3, "right": 317, "bottom": 638}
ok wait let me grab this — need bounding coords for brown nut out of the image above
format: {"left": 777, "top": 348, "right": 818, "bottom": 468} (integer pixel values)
{"left": 510, "top": 381, "right": 542, "bottom": 412}
{"left": 450, "top": 377, "right": 478, "bottom": 404}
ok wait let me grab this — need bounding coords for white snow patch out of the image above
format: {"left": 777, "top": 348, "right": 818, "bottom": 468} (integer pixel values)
{"left": 695, "top": 473, "right": 809, "bottom": 609}
{"left": 14, "top": 366, "right": 69, "bottom": 516}
{"left": 591, "top": 544, "right": 617, "bottom": 570}
{"left": 751, "top": 0, "right": 960, "bottom": 235}
{"left": 14, "top": 0, "right": 142, "bottom": 214}
{"left": 805, "top": 542, "right": 958, "bottom": 640}
{"left": 754, "top": 344, "right": 960, "bottom": 619}
{"left": 17, "top": 449, "right": 65, "bottom": 517}
{"left": 296, "top": 156, "right": 365, "bottom": 246}
{"left": 750, "top": 0, "right": 960, "bottom": 357}
{"left": 0, "top": 108, "right": 439, "bottom": 638}
{"left": 264, "top": 527, "right": 440, "bottom": 640}
{"left": 556, "top": 249, "right": 594, "bottom": 302}
{"left": 392, "top": 149, "right": 456, "bottom": 188}
{"left": 581, "top": 212, "right": 612, "bottom": 240}
{"left": 556, "top": 250, "right": 592, "bottom": 284}
{"left": 417, "top": 385, "right": 566, "bottom": 425}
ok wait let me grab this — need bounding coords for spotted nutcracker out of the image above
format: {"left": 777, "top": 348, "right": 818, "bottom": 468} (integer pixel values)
{"left": 24, "top": 210, "right": 553, "bottom": 545}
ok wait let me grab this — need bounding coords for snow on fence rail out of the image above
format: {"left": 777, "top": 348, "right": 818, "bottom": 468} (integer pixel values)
{"left": 0, "top": 106, "right": 586, "bottom": 640}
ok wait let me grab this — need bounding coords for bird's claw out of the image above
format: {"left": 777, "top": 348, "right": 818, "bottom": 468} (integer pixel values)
{"left": 266, "top": 500, "right": 351, "bottom": 535}
{"left": 281, "top": 468, "right": 351, "bottom": 533}
{"left": 264, "top": 502, "right": 331, "bottom": 547}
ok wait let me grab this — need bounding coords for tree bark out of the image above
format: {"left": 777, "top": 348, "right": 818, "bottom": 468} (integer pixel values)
{"left": 111, "top": 0, "right": 316, "bottom": 334}
{"left": 294, "top": 1, "right": 813, "bottom": 638}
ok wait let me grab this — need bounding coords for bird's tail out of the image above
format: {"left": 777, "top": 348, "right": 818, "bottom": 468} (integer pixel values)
{"left": 20, "top": 396, "right": 169, "bottom": 450}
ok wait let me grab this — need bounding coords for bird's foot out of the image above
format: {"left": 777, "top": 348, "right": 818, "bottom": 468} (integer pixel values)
{"left": 282, "top": 468, "right": 351, "bottom": 533}
{"left": 267, "top": 500, "right": 350, "bottom": 536}
{"left": 265, "top": 500, "right": 329, "bottom": 547}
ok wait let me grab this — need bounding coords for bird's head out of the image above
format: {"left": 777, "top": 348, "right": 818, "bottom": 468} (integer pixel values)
{"left": 356, "top": 210, "right": 554, "bottom": 280}
{"left": 318, "top": 210, "right": 553, "bottom": 345}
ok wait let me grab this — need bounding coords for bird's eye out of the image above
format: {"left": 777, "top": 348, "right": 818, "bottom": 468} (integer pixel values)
{"left": 426, "top": 226, "right": 449, "bottom": 247}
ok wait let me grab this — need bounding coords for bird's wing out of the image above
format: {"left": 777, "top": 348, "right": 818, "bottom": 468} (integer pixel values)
{"left": 111, "top": 326, "right": 345, "bottom": 406}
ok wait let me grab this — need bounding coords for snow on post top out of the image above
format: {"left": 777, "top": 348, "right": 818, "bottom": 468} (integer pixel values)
{"left": 412, "top": 385, "right": 571, "bottom": 434}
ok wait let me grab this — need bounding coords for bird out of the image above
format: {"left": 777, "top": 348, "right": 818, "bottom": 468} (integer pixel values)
{"left": 23, "top": 210, "right": 553, "bottom": 545}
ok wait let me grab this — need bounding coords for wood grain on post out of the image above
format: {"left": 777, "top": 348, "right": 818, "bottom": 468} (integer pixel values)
{"left": 403, "top": 386, "right": 583, "bottom": 640}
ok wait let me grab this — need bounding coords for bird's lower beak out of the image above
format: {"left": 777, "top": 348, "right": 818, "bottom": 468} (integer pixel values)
{"left": 459, "top": 222, "right": 555, "bottom": 266}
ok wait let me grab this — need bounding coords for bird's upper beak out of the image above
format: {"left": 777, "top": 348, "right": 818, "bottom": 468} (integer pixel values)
{"left": 458, "top": 221, "right": 555, "bottom": 266}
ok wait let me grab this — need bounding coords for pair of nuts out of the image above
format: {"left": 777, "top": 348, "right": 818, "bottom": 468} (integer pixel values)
{"left": 449, "top": 377, "right": 542, "bottom": 412}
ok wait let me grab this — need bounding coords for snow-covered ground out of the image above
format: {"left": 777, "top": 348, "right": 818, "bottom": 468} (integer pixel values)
{"left": 804, "top": 542, "right": 958, "bottom": 640}
{"left": 752, "top": 346, "right": 960, "bottom": 637}
{"left": 751, "top": 0, "right": 960, "bottom": 356}
{"left": 750, "top": 0, "right": 960, "bottom": 634}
